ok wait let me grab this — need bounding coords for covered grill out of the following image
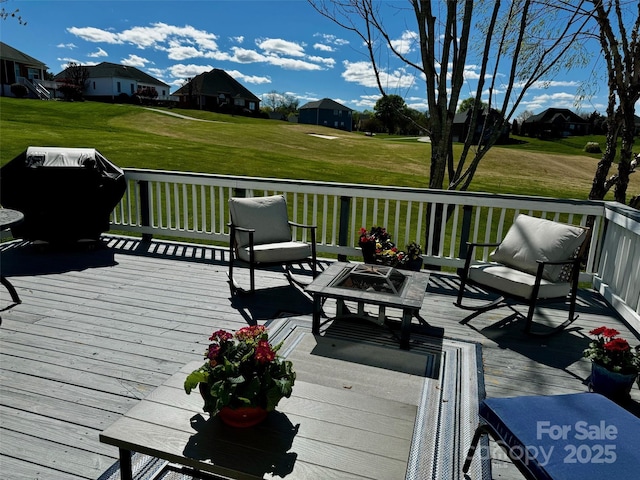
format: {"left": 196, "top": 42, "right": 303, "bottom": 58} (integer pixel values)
{"left": 0, "top": 146, "right": 126, "bottom": 243}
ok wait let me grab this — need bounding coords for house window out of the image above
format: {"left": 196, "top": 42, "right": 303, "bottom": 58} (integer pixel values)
{"left": 162, "top": 90, "right": 165, "bottom": 97}
{"left": 131, "top": 84, "right": 135, "bottom": 94}
{"left": 249, "top": 102, "right": 256, "bottom": 110}
{"left": 234, "top": 98, "right": 244, "bottom": 106}
{"left": 27, "top": 68, "right": 40, "bottom": 80}
{"left": 334, "top": 109, "right": 339, "bottom": 116}
{"left": 93, "top": 82, "right": 96, "bottom": 90}
{"left": 117, "top": 82, "right": 121, "bottom": 93}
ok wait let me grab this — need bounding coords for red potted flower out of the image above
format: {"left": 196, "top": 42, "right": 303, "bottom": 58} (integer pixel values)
{"left": 184, "top": 325, "right": 296, "bottom": 427}
{"left": 584, "top": 326, "right": 640, "bottom": 402}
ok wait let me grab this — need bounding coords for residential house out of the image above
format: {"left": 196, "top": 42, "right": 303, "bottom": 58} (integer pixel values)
{"left": 54, "top": 62, "right": 171, "bottom": 103}
{"left": 298, "top": 98, "right": 353, "bottom": 132}
{"left": 0, "top": 42, "right": 51, "bottom": 99}
{"left": 172, "top": 69, "right": 260, "bottom": 115}
{"left": 521, "top": 108, "right": 590, "bottom": 138}
{"left": 451, "top": 108, "right": 510, "bottom": 144}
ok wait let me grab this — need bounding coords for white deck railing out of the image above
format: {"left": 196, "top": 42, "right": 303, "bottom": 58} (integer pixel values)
{"left": 111, "top": 168, "right": 639, "bottom": 332}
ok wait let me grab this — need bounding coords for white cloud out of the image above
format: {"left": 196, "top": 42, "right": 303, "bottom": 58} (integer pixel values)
{"left": 166, "top": 45, "right": 204, "bottom": 61}
{"left": 226, "top": 69, "right": 271, "bottom": 85}
{"left": 352, "top": 94, "right": 381, "bottom": 109}
{"left": 390, "top": 30, "right": 418, "bottom": 55}
{"left": 67, "top": 22, "right": 329, "bottom": 74}
{"left": 314, "top": 43, "right": 334, "bottom": 52}
{"left": 168, "top": 63, "right": 213, "bottom": 78}
{"left": 521, "top": 91, "right": 579, "bottom": 112}
{"left": 314, "top": 33, "right": 349, "bottom": 46}
{"left": 57, "top": 43, "right": 77, "bottom": 49}
{"left": 122, "top": 54, "right": 149, "bottom": 67}
{"left": 307, "top": 55, "right": 335, "bottom": 67}
{"left": 342, "top": 60, "right": 415, "bottom": 89}
{"left": 67, "top": 26, "right": 122, "bottom": 44}
{"left": 68, "top": 22, "right": 219, "bottom": 51}
{"left": 531, "top": 80, "right": 580, "bottom": 89}
{"left": 147, "top": 67, "right": 166, "bottom": 79}
{"left": 231, "top": 47, "right": 266, "bottom": 64}
{"left": 88, "top": 47, "right": 108, "bottom": 58}
{"left": 257, "top": 38, "right": 306, "bottom": 57}
{"left": 266, "top": 56, "right": 323, "bottom": 71}
{"left": 57, "top": 57, "right": 99, "bottom": 70}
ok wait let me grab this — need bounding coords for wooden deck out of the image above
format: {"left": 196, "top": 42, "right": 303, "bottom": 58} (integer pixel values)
{"left": 1, "top": 235, "right": 639, "bottom": 480}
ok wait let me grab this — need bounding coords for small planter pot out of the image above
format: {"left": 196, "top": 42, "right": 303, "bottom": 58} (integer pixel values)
{"left": 589, "top": 362, "right": 637, "bottom": 403}
{"left": 218, "top": 406, "right": 268, "bottom": 428}
{"left": 360, "top": 242, "right": 377, "bottom": 264}
{"left": 199, "top": 383, "right": 268, "bottom": 427}
{"left": 399, "top": 258, "right": 423, "bottom": 271}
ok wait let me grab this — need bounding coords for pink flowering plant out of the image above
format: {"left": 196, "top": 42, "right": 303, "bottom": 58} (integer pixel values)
{"left": 184, "top": 325, "right": 295, "bottom": 416}
{"left": 583, "top": 326, "right": 640, "bottom": 375}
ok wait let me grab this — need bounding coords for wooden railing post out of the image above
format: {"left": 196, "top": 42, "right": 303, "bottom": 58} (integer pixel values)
{"left": 139, "top": 180, "right": 152, "bottom": 242}
{"left": 458, "top": 205, "right": 474, "bottom": 265}
{"left": 338, "top": 195, "right": 351, "bottom": 262}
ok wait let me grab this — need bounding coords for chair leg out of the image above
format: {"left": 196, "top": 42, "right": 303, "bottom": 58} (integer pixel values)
{"left": 462, "top": 424, "right": 489, "bottom": 474}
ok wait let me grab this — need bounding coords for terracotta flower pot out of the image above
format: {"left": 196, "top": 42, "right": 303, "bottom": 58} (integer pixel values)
{"left": 199, "top": 383, "right": 268, "bottom": 427}
{"left": 218, "top": 406, "right": 268, "bottom": 428}
{"left": 589, "top": 362, "right": 637, "bottom": 403}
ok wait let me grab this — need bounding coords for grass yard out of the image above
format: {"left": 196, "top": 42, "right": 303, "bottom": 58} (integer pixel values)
{"left": 1, "top": 97, "right": 638, "bottom": 202}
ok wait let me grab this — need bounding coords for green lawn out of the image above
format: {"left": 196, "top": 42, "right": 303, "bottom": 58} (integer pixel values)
{"left": 1, "top": 97, "right": 637, "bottom": 201}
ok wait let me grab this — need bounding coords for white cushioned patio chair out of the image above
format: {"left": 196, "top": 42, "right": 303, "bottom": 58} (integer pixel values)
{"left": 228, "top": 194, "right": 317, "bottom": 294}
{"left": 454, "top": 214, "right": 590, "bottom": 336}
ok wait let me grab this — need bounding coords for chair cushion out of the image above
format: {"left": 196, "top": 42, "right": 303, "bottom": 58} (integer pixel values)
{"left": 469, "top": 264, "right": 571, "bottom": 299}
{"left": 490, "top": 214, "right": 587, "bottom": 282}
{"left": 237, "top": 241, "right": 312, "bottom": 264}
{"left": 229, "top": 195, "right": 292, "bottom": 247}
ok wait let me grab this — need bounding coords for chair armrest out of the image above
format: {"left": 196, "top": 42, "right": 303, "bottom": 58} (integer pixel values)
{"left": 467, "top": 241, "right": 501, "bottom": 248}
{"left": 229, "top": 224, "right": 256, "bottom": 233}
{"left": 288, "top": 221, "right": 316, "bottom": 230}
{"left": 460, "top": 242, "right": 501, "bottom": 278}
{"left": 535, "top": 258, "right": 579, "bottom": 266}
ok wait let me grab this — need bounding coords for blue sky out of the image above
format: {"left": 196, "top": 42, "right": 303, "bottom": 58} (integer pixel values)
{"left": 1, "top": 0, "right": 620, "bottom": 116}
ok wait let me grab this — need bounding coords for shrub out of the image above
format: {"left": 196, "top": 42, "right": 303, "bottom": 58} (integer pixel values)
{"left": 10, "top": 83, "right": 28, "bottom": 98}
{"left": 584, "top": 142, "right": 602, "bottom": 153}
{"left": 58, "top": 83, "right": 84, "bottom": 101}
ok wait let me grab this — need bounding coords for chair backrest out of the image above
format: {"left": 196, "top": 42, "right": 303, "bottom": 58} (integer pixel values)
{"left": 490, "top": 214, "right": 589, "bottom": 282}
{"left": 229, "top": 195, "right": 292, "bottom": 247}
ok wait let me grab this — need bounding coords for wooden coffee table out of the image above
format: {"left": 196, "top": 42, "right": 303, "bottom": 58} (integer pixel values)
{"left": 100, "top": 327, "right": 423, "bottom": 479}
{"left": 305, "top": 262, "right": 430, "bottom": 349}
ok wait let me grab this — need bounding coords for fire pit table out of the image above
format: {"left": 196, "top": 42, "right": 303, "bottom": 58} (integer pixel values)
{"left": 306, "top": 262, "right": 431, "bottom": 349}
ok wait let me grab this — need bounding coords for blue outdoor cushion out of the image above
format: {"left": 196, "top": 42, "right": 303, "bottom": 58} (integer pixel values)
{"left": 479, "top": 393, "right": 640, "bottom": 479}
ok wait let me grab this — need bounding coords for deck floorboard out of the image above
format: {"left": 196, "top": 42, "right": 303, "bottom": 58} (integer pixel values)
{"left": 1, "top": 235, "right": 638, "bottom": 479}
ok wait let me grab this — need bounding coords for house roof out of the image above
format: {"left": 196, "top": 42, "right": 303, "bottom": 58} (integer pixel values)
{"left": 172, "top": 69, "right": 260, "bottom": 102}
{"left": 54, "top": 61, "right": 170, "bottom": 88}
{"left": 523, "top": 108, "right": 586, "bottom": 124}
{"left": 300, "top": 98, "right": 352, "bottom": 111}
{"left": 0, "top": 42, "right": 47, "bottom": 69}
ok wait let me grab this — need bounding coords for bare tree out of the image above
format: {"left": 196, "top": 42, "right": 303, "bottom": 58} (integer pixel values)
{"left": 309, "top": 0, "right": 591, "bottom": 191}
{"left": 0, "top": 0, "right": 26, "bottom": 25}
{"left": 586, "top": 0, "right": 640, "bottom": 205}
{"left": 262, "top": 90, "right": 300, "bottom": 116}
{"left": 58, "top": 62, "right": 90, "bottom": 101}
{"left": 516, "top": 109, "right": 535, "bottom": 124}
